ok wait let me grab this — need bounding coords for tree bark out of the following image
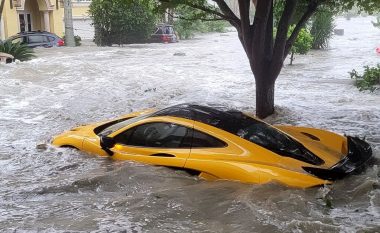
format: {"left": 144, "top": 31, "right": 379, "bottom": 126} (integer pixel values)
{"left": 255, "top": 77, "right": 275, "bottom": 119}
{"left": 63, "top": 0, "right": 75, "bottom": 47}
{"left": 290, "top": 51, "right": 294, "bottom": 65}
{"left": 0, "top": 0, "right": 5, "bottom": 26}
{"left": 189, "top": 0, "right": 321, "bottom": 118}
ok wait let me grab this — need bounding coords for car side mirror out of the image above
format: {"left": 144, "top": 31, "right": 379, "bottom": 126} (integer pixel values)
{"left": 100, "top": 136, "right": 116, "bottom": 156}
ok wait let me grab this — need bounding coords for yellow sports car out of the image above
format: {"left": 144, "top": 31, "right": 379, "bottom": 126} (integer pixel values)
{"left": 52, "top": 104, "right": 373, "bottom": 188}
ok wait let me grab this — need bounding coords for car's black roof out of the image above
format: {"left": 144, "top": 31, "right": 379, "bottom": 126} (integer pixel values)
{"left": 17, "top": 30, "right": 53, "bottom": 35}
{"left": 151, "top": 104, "right": 324, "bottom": 165}
{"left": 151, "top": 104, "right": 254, "bottom": 133}
{"left": 9, "top": 31, "right": 59, "bottom": 39}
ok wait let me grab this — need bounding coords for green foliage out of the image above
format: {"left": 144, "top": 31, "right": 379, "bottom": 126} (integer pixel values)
{"left": 174, "top": 19, "right": 198, "bottom": 39}
{"left": 327, "top": 0, "right": 380, "bottom": 15}
{"left": 350, "top": 64, "right": 380, "bottom": 92}
{"left": 288, "top": 25, "right": 313, "bottom": 65}
{"left": 0, "top": 41, "right": 35, "bottom": 61}
{"left": 173, "top": 5, "right": 227, "bottom": 40}
{"left": 63, "top": 35, "right": 82, "bottom": 46}
{"left": 201, "top": 20, "right": 228, "bottom": 33}
{"left": 289, "top": 26, "right": 313, "bottom": 55}
{"left": 274, "top": 1, "right": 309, "bottom": 26}
{"left": 274, "top": 3, "right": 334, "bottom": 50}
{"left": 310, "top": 9, "right": 335, "bottom": 49}
{"left": 273, "top": 1, "right": 285, "bottom": 26}
{"left": 175, "top": 19, "right": 227, "bottom": 39}
{"left": 90, "top": 0, "right": 157, "bottom": 46}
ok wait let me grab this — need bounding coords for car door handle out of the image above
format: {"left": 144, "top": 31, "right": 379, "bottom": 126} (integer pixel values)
{"left": 150, "top": 153, "right": 176, "bottom": 157}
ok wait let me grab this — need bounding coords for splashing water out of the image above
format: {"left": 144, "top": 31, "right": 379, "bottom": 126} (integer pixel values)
{"left": 0, "top": 17, "right": 379, "bottom": 232}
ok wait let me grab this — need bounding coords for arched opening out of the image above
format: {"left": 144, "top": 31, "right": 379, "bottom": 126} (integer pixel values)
{"left": 16, "top": 0, "right": 54, "bottom": 32}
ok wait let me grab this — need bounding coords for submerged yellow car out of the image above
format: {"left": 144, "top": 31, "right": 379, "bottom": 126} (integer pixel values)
{"left": 52, "top": 104, "right": 373, "bottom": 188}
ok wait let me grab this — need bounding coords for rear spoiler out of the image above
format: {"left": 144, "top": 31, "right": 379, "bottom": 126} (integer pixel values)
{"left": 303, "top": 136, "right": 373, "bottom": 180}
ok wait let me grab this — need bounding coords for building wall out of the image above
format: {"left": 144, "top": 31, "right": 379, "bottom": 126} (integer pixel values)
{"left": 72, "top": 2, "right": 93, "bottom": 39}
{"left": 2, "top": 0, "right": 20, "bottom": 38}
{"left": 51, "top": 7, "right": 64, "bottom": 37}
{"left": 0, "top": 0, "right": 91, "bottom": 39}
{"left": 24, "top": 0, "right": 42, "bottom": 31}
{"left": 72, "top": 3, "right": 90, "bottom": 18}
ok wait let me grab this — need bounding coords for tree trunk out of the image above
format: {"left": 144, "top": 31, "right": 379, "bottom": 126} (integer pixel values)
{"left": 0, "top": 0, "right": 5, "bottom": 26}
{"left": 63, "top": 0, "right": 75, "bottom": 47}
{"left": 212, "top": 0, "right": 320, "bottom": 118}
{"left": 290, "top": 51, "right": 294, "bottom": 65}
{"left": 255, "top": 76, "right": 275, "bottom": 119}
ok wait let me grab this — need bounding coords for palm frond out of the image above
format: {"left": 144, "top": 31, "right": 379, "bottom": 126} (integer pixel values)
{"left": 0, "top": 41, "right": 35, "bottom": 61}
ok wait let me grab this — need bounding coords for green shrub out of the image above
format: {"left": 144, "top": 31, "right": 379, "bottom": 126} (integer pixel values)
{"left": 63, "top": 35, "right": 82, "bottom": 46}
{"left": 173, "top": 5, "right": 228, "bottom": 40}
{"left": 90, "top": 0, "right": 156, "bottom": 46}
{"left": 350, "top": 64, "right": 380, "bottom": 92}
{"left": 288, "top": 26, "right": 313, "bottom": 65}
{"left": 310, "top": 9, "right": 335, "bottom": 49}
{"left": 0, "top": 41, "right": 35, "bottom": 61}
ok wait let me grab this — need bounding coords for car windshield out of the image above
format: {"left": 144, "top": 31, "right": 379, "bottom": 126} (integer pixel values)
{"left": 191, "top": 108, "right": 302, "bottom": 153}
{"left": 235, "top": 118, "right": 303, "bottom": 154}
{"left": 154, "top": 27, "right": 163, "bottom": 34}
{"left": 98, "top": 113, "right": 151, "bottom": 137}
{"left": 206, "top": 112, "right": 323, "bottom": 165}
{"left": 153, "top": 105, "right": 323, "bottom": 165}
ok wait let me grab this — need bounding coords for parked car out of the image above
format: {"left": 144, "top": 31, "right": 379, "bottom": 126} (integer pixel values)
{"left": 52, "top": 104, "right": 373, "bottom": 188}
{"left": 150, "top": 24, "right": 178, "bottom": 43}
{"left": 7, "top": 31, "right": 65, "bottom": 48}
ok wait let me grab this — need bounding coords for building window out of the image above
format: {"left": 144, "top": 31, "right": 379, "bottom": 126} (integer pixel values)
{"left": 19, "top": 13, "right": 32, "bottom": 32}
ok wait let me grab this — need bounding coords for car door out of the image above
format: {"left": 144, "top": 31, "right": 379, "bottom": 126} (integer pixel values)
{"left": 111, "top": 122, "right": 192, "bottom": 168}
{"left": 47, "top": 36, "right": 57, "bottom": 47}
{"left": 27, "top": 35, "right": 48, "bottom": 48}
{"left": 184, "top": 124, "right": 261, "bottom": 182}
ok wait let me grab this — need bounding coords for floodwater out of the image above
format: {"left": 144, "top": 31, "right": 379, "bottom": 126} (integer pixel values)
{"left": 0, "top": 17, "right": 379, "bottom": 232}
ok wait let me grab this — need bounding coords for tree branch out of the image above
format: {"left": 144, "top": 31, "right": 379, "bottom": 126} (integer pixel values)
{"left": 264, "top": 3, "right": 274, "bottom": 61}
{"left": 284, "top": 0, "right": 321, "bottom": 57}
{"left": 238, "top": 0, "right": 252, "bottom": 54}
{"left": 159, "top": 0, "right": 229, "bottom": 21}
{"left": 213, "top": 0, "right": 241, "bottom": 29}
{"left": 271, "top": 0, "right": 297, "bottom": 72}
{"left": 165, "top": 10, "right": 224, "bottom": 21}
{"left": 251, "top": 0, "right": 273, "bottom": 71}
{"left": 185, "top": 2, "right": 228, "bottom": 19}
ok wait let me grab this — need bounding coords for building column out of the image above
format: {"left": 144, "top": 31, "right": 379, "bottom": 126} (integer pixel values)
{"left": 43, "top": 11, "right": 50, "bottom": 32}
{"left": 0, "top": 16, "right": 5, "bottom": 40}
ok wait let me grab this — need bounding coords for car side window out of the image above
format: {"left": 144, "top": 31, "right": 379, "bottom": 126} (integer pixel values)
{"left": 21, "top": 36, "right": 28, "bottom": 43}
{"left": 114, "top": 122, "right": 190, "bottom": 148}
{"left": 167, "top": 27, "right": 174, "bottom": 34}
{"left": 47, "top": 36, "right": 55, "bottom": 42}
{"left": 28, "top": 35, "right": 46, "bottom": 43}
{"left": 191, "top": 130, "right": 227, "bottom": 148}
{"left": 155, "top": 27, "right": 163, "bottom": 34}
{"left": 11, "top": 37, "right": 25, "bottom": 44}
